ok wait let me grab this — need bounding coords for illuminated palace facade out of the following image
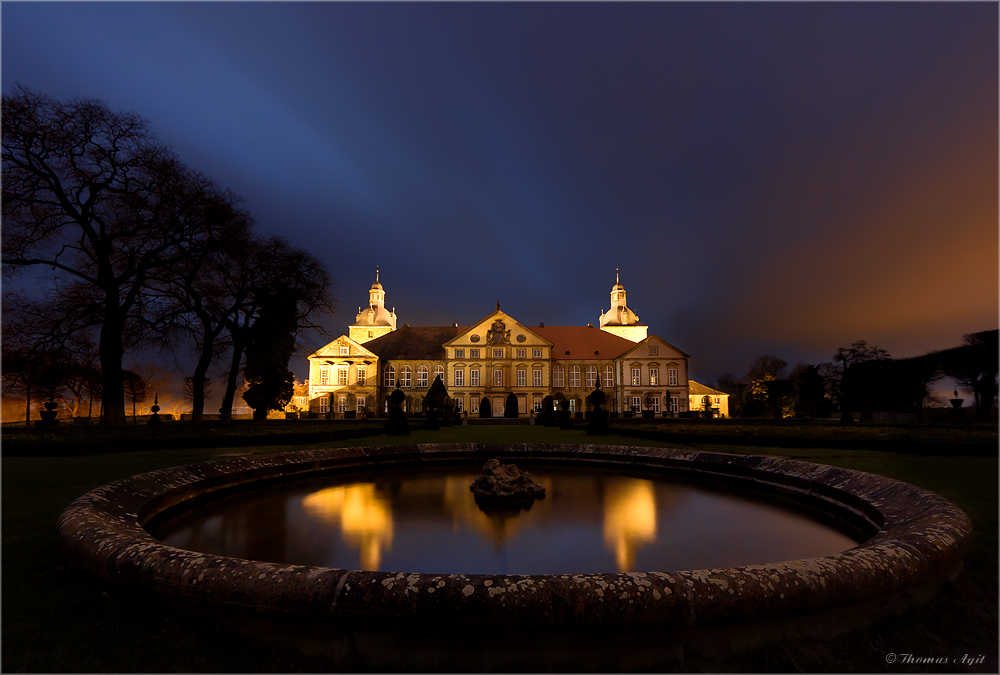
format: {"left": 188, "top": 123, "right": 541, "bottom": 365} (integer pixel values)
{"left": 306, "top": 272, "right": 691, "bottom": 417}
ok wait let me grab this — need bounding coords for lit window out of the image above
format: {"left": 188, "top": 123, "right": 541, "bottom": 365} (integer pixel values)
{"left": 518, "top": 396, "right": 526, "bottom": 414}
{"left": 470, "top": 349, "right": 480, "bottom": 359}
{"left": 517, "top": 369, "right": 526, "bottom": 387}
{"left": 455, "top": 369, "right": 465, "bottom": 387}
{"left": 338, "top": 367, "right": 348, "bottom": 386}
{"left": 493, "top": 369, "right": 503, "bottom": 386}
{"left": 417, "top": 366, "right": 428, "bottom": 388}
{"left": 714, "top": 397, "right": 720, "bottom": 405}
{"left": 553, "top": 366, "right": 565, "bottom": 387}
{"left": 433, "top": 365, "right": 445, "bottom": 382}
{"left": 454, "top": 397, "right": 463, "bottom": 412}
{"left": 648, "top": 345, "right": 658, "bottom": 356}
{"left": 470, "top": 397, "right": 479, "bottom": 413}
{"left": 516, "top": 348, "right": 526, "bottom": 359}
{"left": 357, "top": 368, "right": 366, "bottom": 386}
{"left": 651, "top": 397, "right": 660, "bottom": 413}
{"left": 338, "top": 396, "right": 346, "bottom": 413}
{"left": 649, "top": 368, "right": 658, "bottom": 386}
{"left": 340, "top": 346, "right": 349, "bottom": 356}
{"left": 604, "top": 365, "right": 614, "bottom": 387}
{"left": 319, "top": 396, "right": 330, "bottom": 414}
{"left": 357, "top": 396, "right": 366, "bottom": 413}
{"left": 668, "top": 368, "right": 678, "bottom": 386}
{"left": 585, "top": 366, "right": 597, "bottom": 388}
{"left": 385, "top": 366, "right": 395, "bottom": 387}
{"left": 320, "top": 367, "right": 330, "bottom": 386}
{"left": 631, "top": 368, "right": 641, "bottom": 386}
{"left": 400, "top": 366, "right": 411, "bottom": 388}
{"left": 670, "top": 397, "right": 679, "bottom": 413}
{"left": 570, "top": 366, "right": 581, "bottom": 388}
{"left": 493, "top": 348, "right": 504, "bottom": 359}
{"left": 533, "top": 349, "right": 542, "bottom": 359}
{"left": 533, "top": 369, "right": 542, "bottom": 387}
{"left": 470, "top": 369, "right": 480, "bottom": 387}
{"left": 455, "top": 349, "right": 464, "bottom": 358}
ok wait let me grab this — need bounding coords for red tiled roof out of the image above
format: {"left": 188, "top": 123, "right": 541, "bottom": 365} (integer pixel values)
{"left": 532, "top": 326, "right": 635, "bottom": 360}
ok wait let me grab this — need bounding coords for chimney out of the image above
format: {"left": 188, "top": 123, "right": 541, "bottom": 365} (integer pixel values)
{"left": 587, "top": 323, "right": 593, "bottom": 327}
{"left": 539, "top": 322, "right": 545, "bottom": 327}
{"left": 453, "top": 322, "right": 458, "bottom": 328}
{"left": 403, "top": 323, "right": 409, "bottom": 328}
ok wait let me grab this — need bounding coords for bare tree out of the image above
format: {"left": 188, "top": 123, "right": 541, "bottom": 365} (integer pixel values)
{"left": 122, "top": 370, "right": 148, "bottom": 424}
{"left": 2, "top": 87, "right": 239, "bottom": 425}
{"left": 943, "top": 330, "right": 998, "bottom": 422}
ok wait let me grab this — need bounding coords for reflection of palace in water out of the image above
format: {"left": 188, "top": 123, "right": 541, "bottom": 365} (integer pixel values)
{"left": 298, "top": 471, "right": 680, "bottom": 573}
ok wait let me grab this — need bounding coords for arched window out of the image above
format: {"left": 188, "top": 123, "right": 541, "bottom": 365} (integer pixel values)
{"left": 569, "top": 366, "right": 581, "bottom": 388}
{"left": 417, "top": 366, "right": 428, "bottom": 388}
{"left": 553, "top": 365, "right": 565, "bottom": 388}
{"left": 384, "top": 365, "right": 395, "bottom": 387}
{"left": 433, "top": 365, "right": 445, "bottom": 383}
{"left": 585, "top": 366, "right": 597, "bottom": 388}
{"left": 400, "top": 365, "right": 412, "bottom": 388}
{"left": 604, "top": 365, "right": 614, "bottom": 388}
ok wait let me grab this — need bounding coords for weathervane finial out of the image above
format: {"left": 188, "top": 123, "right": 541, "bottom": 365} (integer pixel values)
{"left": 496, "top": 300, "right": 500, "bottom": 310}
{"left": 376, "top": 265, "right": 379, "bottom": 283}
{"left": 616, "top": 267, "right": 619, "bottom": 284}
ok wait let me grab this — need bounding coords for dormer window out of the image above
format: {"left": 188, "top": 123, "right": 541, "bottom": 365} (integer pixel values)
{"left": 340, "top": 346, "right": 349, "bottom": 355}
{"left": 648, "top": 345, "right": 658, "bottom": 356}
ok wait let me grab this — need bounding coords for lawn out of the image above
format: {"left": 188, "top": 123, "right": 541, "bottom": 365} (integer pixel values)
{"left": 2, "top": 423, "right": 996, "bottom": 672}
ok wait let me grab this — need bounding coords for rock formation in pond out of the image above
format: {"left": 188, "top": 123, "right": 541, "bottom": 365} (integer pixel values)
{"left": 469, "top": 459, "right": 546, "bottom": 505}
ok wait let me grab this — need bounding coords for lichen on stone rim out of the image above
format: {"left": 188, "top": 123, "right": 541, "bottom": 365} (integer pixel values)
{"left": 57, "top": 443, "right": 973, "bottom": 633}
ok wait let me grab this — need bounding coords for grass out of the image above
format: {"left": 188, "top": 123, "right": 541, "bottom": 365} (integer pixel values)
{"left": 2, "top": 423, "right": 996, "bottom": 672}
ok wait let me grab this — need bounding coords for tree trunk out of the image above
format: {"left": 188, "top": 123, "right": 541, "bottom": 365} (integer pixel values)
{"left": 220, "top": 337, "right": 248, "bottom": 424}
{"left": 24, "top": 382, "right": 31, "bottom": 425}
{"left": 190, "top": 337, "right": 215, "bottom": 424}
{"left": 99, "top": 313, "right": 128, "bottom": 426}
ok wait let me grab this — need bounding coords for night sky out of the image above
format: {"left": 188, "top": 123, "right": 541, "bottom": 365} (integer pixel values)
{"left": 3, "top": 2, "right": 997, "bottom": 385}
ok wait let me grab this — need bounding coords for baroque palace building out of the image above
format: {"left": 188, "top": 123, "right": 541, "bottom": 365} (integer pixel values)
{"left": 306, "top": 272, "right": 691, "bottom": 417}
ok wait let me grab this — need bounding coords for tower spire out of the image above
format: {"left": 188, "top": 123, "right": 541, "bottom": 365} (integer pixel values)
{"left": 376, "top": 265, "right": 379, "bottom": 283}
{"left": 616, "top": 267, "right": 619, "bottom": 284}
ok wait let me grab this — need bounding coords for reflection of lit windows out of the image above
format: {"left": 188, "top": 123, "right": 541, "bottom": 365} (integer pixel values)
{"left": 604, "top": 365, "right": 614, "bottom": 387}
{"left": 470, "top": 349, "right": 480, "bottom": 359}
{"left": 454, "top": 369, "right": 464, "bottom": 387}
{"left": 670, "top": 397, "right": 679, "bottom": 413}
{"left": 384, "top": 366, "right": 395, "bottom": 387}
{"left": 570, "top": 366, "right": 581, "bottom": 387}
{"left": 516, "top": 348, "right": 526, "bottom": 359}
{"left": 493, "top": 369, "right": 503, "bottom": 386}
{"left": 320, "top": 367, "right": 330, "bottom": 386}
{"left": 493, "top": 349, "right": 504, "bottom": 359}
{"left": 649, "top": 368, "right": 658, "bottom": 386}
{"left": 400, "top": 366, "right": 411, "bottom": 388}
{"left": 585, "top": 366, "right": 597, "bottom": 388}
{"left": 357, "top": 396, "right": 366, "bottom": 413}
{"left": 417, "top": 366, "right": 427, "bottom": 388}
{"left": 338, "top": 367, "right": 348, "bottom": 385}
{"left": 302, "top": 484, "right": 393, "bottom": 570}
{"left": 338, "top": 396, "right": 346, "bottom": 413}
{"left": 454, "top": 397, "right": 463, "bottom": 412}
{"left": 668, "top": 368, "right": 678, "bottom": 386}
{"left": 517, "top": 369, "right": 526, "bottom": 387}
{"left": 533, "top": 349, "right": 542, "bottom": 359}
{"left": 603, "top": 478, "right": 657, "bottom": 572}
{"left": 631, "top": 368, "right": 641, "bottom": 386}
{"left": 553, "top": 366, "right": 565, "bottom": 387}
{"left": 533, "top": 369, "right": 542, "bottom": 387}
{"left": 470, "top": 369, "right": 479, "bottom": 387}
{"left": 455, "top": 349, "right": 464, "bottom": 358}
{"left": 357, "top": 368, "right": 366, "bottom": 386}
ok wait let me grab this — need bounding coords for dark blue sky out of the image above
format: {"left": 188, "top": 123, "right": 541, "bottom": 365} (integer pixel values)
{"left": 3, "top": 2, "right": 997, "bottom": 384}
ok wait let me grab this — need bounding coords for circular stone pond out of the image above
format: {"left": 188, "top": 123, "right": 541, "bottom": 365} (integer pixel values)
{"left": 58, "top": 443, "right": 973, "bottom": 668}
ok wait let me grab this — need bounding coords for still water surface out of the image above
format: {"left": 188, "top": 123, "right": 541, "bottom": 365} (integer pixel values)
{"left": 153, "top": 465, "right": 861, "bottom": 575}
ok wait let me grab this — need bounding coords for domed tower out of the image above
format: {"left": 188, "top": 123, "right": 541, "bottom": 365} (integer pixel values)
{"left": 599, "top": 269, "right": 647, "bottom": 342}
{"left": 349, "top": 268, "right": 397, "bottom": 343}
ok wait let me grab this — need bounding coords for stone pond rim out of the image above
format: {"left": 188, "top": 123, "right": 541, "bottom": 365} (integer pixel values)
{"left": 57, "top": 443, "right": 972, "bottom": 639}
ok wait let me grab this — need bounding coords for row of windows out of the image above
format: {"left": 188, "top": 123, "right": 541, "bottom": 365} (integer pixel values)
{"left": 384, "top": 365, "right": 445, "bottom": 388}
{"left": 453, "top": 348, "right": 544, "bottom": 359}
{"left": 451, "top": 368, "right": 544, "bottom": 388}
{"left": 630, "top": 367, "right": 678, "bottom": 387}
{"left": 319, "top": 366, "right": 367, "bottom": 386}
{"left": 551, "top": 365, "right": 614, "bottom": 388}
{"left": 629, "top": 396, "right": 680, "bottom": 413}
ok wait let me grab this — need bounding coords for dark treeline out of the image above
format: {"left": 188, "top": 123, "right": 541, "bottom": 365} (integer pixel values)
{"left": 713, "top": 332, "right": 998, "bottom": 423}
{"left": 2, "top": 86, "right": 335, "bottom": 426}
